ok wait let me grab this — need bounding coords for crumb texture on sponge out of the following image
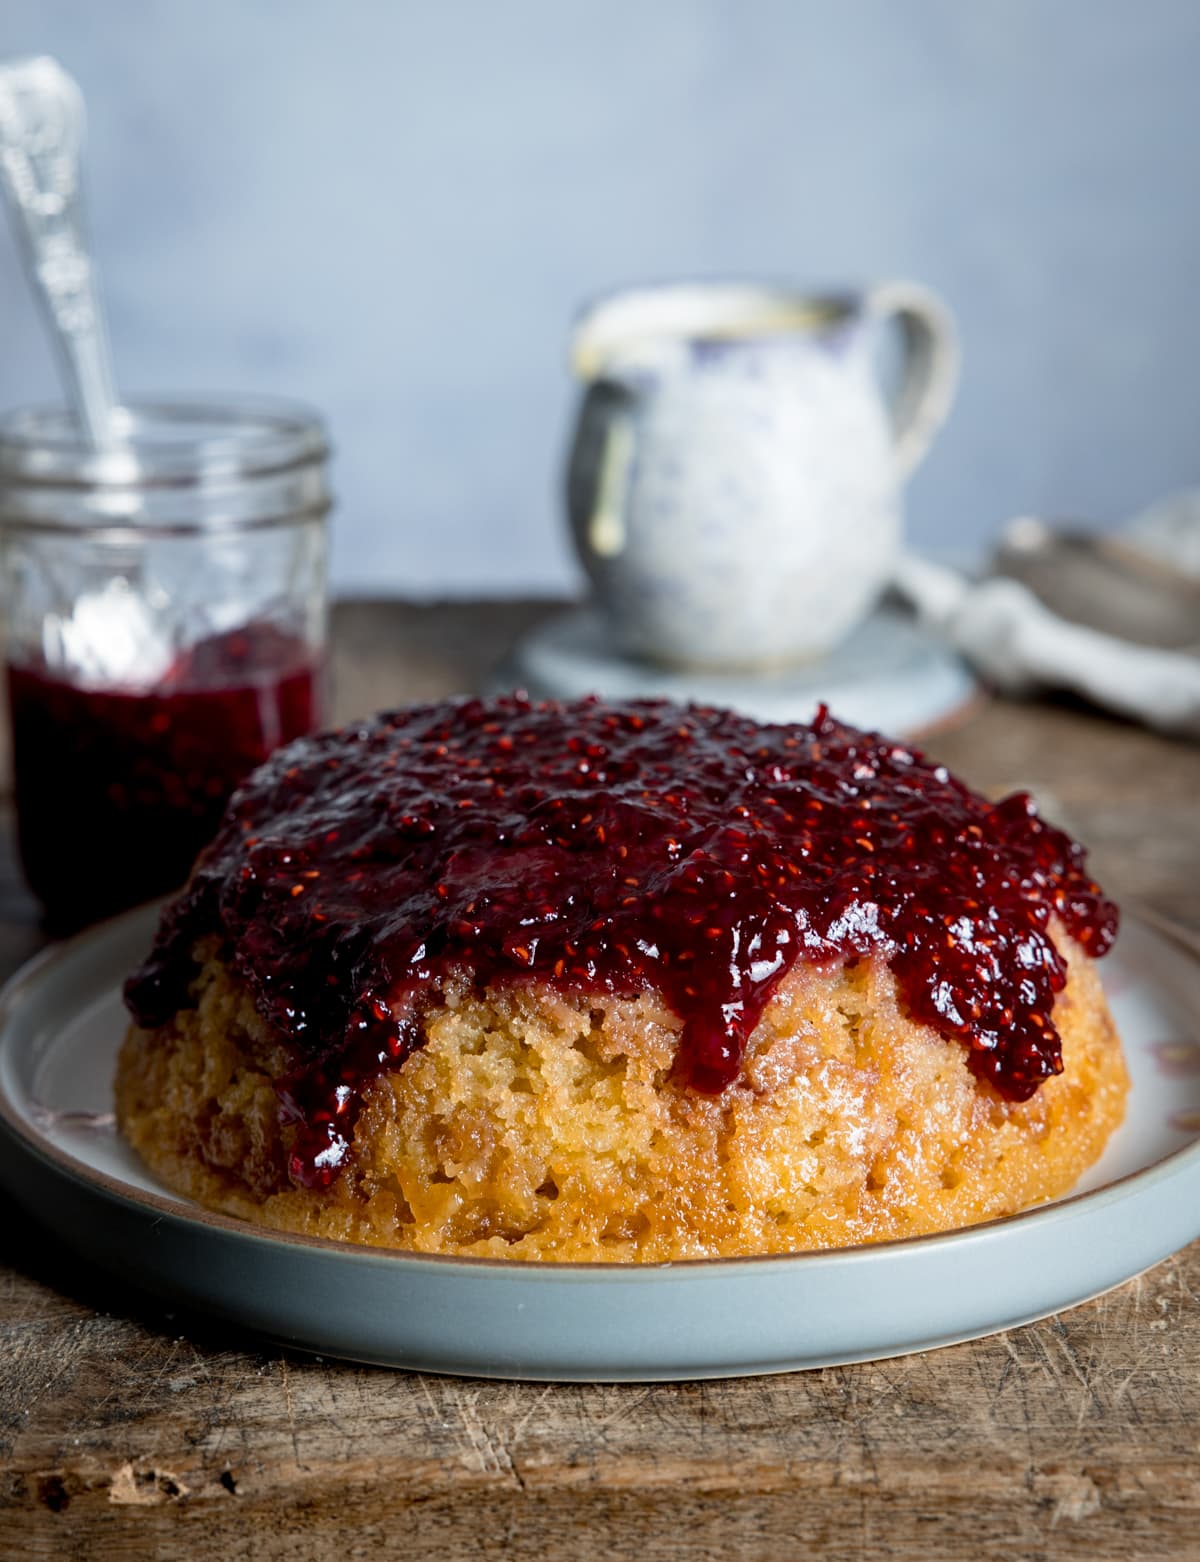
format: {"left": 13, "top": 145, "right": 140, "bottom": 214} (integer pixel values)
{"left": 115, "top": 930, "right": 1127, "bottom": 1262}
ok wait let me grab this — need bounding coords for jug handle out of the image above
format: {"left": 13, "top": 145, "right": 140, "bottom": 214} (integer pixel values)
{"left": 583, "top": 396, "right": 637, "bottom": 559}
{"left": 865, "top": 281, "right": 960, "bottom": 481}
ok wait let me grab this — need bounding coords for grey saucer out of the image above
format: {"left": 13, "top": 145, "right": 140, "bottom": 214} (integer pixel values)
{"left": 496, "top": 606, "right": 979, "bottom": 735}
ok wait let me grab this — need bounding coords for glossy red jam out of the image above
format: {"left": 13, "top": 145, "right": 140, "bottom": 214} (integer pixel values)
{"left": 125, "top": 695, "right": 1117, "bottom": 1189}
{"left": 9, "top": 623, "right": 320, "bottom": 930}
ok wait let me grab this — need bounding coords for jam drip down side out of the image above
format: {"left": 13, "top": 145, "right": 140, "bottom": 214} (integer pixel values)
{"left": 125, "top": 696, "right": 1118, "bottom": 1189}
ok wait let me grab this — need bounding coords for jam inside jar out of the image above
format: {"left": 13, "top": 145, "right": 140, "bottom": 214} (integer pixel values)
{"left": 0, "top": 399, "right": 330, "bottom": 930}
{"left": 8, "top": 624, "right": 322, "bottom": 928}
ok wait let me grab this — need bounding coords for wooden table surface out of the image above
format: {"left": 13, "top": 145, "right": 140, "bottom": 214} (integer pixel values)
{"left": 2, "top": 599, "right": 1199, "bottom": 1561}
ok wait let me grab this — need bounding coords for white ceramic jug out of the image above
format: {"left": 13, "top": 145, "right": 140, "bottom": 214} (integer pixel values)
{"left": 566, "top": 281, "right": 959, "bottom": 670}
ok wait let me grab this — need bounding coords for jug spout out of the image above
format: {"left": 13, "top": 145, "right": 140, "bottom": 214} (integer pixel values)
{"left": 571, "top": 282, "right": 852, "bottom": 378}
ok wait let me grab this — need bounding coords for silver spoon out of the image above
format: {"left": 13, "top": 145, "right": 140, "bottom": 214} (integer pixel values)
{"left": 0, "top": 55, "right": 119, "bottom": 448}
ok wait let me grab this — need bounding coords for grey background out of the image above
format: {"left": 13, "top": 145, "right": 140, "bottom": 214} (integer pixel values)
{"left": 1, "top": 0, "right": 1197, "bottom": 595}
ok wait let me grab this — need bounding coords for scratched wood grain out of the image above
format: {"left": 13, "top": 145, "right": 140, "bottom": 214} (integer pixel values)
{"left": 1, "top": 599, "right": 1198, "bottom": 1561}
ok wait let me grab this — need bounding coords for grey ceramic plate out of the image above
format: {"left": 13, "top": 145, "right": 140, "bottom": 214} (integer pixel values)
{"left": 1, "top": 903, "right": 1198, "bottom": 1382}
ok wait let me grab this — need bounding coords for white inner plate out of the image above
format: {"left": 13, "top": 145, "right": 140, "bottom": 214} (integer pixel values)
{"left": 1, "top": 903, "right": 1198, "bottom": 1381}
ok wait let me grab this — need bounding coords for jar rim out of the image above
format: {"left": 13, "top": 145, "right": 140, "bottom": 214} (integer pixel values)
{"left": 0, "top": 394, "right": 329, "bottom": 488}
{"left": 0, "top": 501, "right": 331, "bottom": 542}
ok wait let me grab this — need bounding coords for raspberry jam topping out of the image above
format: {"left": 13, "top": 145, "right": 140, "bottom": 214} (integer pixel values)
{"left": 125, "top": 695, "right": 1117, "bottom": 1189}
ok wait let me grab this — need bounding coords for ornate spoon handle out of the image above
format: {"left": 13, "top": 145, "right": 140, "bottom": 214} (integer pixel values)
{"left": 0, "top": 55, "right": 118, "bottom": 446}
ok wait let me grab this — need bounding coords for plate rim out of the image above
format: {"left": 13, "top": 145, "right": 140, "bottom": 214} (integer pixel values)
{"left": 1, "top": 901, "right": 1198, "bottom": 1281}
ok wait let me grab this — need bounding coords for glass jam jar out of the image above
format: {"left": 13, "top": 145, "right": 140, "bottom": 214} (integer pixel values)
{"left": 0, "top": 397, "right": 330, "bottom": 931}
